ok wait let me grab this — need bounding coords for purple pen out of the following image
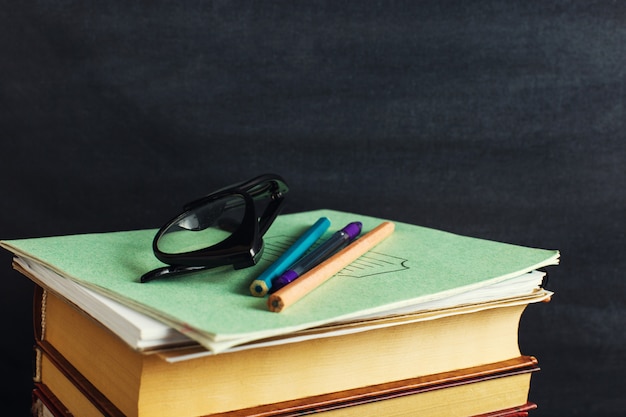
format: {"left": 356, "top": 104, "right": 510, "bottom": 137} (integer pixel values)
{"left": 270, "top": 221, "right": 362, "bottom": 293}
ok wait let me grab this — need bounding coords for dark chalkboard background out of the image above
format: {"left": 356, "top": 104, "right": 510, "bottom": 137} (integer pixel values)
{"left": 1, "top": 2, "right": 624, "bottom": 415}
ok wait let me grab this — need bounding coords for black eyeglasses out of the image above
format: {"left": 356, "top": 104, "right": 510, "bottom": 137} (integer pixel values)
{"left": 140, "top": 174, "right": 289, "bottom": 283}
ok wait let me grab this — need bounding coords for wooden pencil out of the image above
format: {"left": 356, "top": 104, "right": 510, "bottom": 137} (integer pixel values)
{"left": 268, "top": 221, "right": 395, "bottom": 312}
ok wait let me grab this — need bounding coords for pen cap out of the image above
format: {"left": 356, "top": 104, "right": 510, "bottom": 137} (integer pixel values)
{"left": 343, "top": 222, "right": 363, "bottom": 239}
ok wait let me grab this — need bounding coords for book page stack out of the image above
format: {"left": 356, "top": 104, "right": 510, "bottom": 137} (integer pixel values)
{"left": 1, "top": 209, "right": 559, "bottom": 417}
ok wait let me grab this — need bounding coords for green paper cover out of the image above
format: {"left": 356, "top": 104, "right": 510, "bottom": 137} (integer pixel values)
{"left": 1, "top": 209, "right": 559, "bottom": 351}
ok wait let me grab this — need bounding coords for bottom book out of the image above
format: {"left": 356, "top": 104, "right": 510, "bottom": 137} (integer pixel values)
{"left": 33, "top": 348, "right": 539, "bottom": 417}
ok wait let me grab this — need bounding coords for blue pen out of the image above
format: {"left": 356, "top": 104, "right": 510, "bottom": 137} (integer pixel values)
{"left": 270, "top": 221, "right": 362, "bottom": 293}
{"left": 249, "top": 217, "right": 331, "bottom": 297}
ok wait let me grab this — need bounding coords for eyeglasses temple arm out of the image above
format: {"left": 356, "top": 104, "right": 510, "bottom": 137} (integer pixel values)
{"left": 258, "top": 194, "right": 286, "bottom": 236}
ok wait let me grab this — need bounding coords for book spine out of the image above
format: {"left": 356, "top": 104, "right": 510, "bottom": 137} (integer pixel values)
{"left": 32, "top": 284, "right": 125, "bottom": 417}
{"left": 33, "top": 286, "right": 47, "bottom": 386}
{"left": 32, "top": 383, "right": 71, "bottom": 417}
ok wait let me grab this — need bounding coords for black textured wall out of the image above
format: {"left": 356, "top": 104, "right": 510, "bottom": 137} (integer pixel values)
{"left": 1, "top": 2, "right": 624, "bottom": 415}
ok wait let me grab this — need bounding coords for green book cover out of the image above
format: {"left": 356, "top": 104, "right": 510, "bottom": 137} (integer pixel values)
{"left": 1, "top": 209, "right": 558, "bottom": 352}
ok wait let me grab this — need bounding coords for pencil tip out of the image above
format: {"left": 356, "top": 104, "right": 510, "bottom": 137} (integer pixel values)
{"left": 268, "top": 297, "right": 284, "bottom": 313}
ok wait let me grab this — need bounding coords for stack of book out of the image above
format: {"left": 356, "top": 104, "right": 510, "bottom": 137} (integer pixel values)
{"left": 1, "top": 209, "right": 559, "bottom": 417}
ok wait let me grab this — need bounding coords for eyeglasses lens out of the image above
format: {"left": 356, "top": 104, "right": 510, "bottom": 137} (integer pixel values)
{"left": 156, "top": 195, "right": 247, "bottom": 254}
